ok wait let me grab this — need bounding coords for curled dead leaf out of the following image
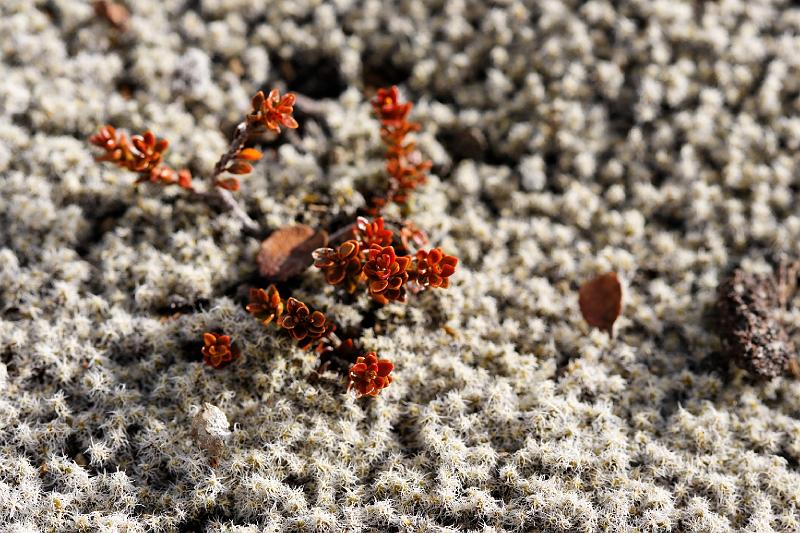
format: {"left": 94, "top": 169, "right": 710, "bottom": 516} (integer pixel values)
{"left": 258, "top": 225, "right": 328, "bottom": 281}
{"left": 578, "top": 272, "right": 623, "bottom": 336}
{"left": 93, "top": 0, "right": 130, "bottom": 31}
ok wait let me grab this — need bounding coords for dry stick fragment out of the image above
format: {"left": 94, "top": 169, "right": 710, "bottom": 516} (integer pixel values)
{"left": 579, "top": 272, "right": 623, "bottom": 336}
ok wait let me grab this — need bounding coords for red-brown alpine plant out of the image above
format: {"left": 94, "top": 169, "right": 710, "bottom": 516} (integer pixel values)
{"left": 369, "top": 86, "right": 431, "bottom": 213}
{"left": 201, "top": 332, "right": 240, "bottom": 369}
{"left": 245, "top": 286, "right": 284, "bottom": 326}
{"left": 89, "top": 126, "right": 193, "bottom": 189}
{"left": 248, "top": 89, "right": 298, "bottom": 133}
{"left": 355, "top": 216, "right": 393, "bottom": 247}
{"left": 348, "top": 352, "right": 394, "bottom": 397}
{"left": 312, "top": 240, "right": 363, "bottom": 294}
{"left": 363, "top": 244, "right": 411, "bottom": 304}
{"left": 313, "top": 216, "right": 457, "bottom": 303}
{"left": 412, "top": 248, "right": 458, "bottom": 289}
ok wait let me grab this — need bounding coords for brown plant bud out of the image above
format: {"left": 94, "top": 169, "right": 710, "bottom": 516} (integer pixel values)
{"left": 277, "top": 297, "right": 331, "bottom": 349}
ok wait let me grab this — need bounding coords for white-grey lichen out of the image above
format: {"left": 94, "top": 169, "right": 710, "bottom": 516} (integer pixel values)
{"left": 2, "top": 0, "right": 800, "bottom": 530}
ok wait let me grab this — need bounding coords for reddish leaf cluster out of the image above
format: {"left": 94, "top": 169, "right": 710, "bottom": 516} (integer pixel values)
{"left": 248, "top": 89, "right": 298, "bottom": 133}
{"left": 201, "top": 332, "right": 240, "bottom": 369}
{"left": 91, "top": 87, "right": 296, "bottom": 201}
{"left": 364, "top": 245, "right": 411, "bottom": 304}
{"left": 313, "top": 216, "right": 457, "bottom": 304}
{"left": 211, "top": 89, "right": 297, "bottom": 193}
{"left": 348, "top": 352, "right": 394, "bottom": 397}
{"left": 215, "top": 148, "right": 262, "bottom": 192}
{"left": 369, "top": 86, "right": 432, "bottom": 213}
{"left": 413, "top": 248, "right": 458, "bottom": 289}
{"left": 247, "top": 286, "right": 395, "bottom": 397}
{"left": 247, "top": 285, "right": 334, "bottom": 350}
{"left": 89, "top": 126, "right": 193, "bottom": 189}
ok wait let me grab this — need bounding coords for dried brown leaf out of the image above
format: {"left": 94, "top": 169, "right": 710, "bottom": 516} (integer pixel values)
{"left": 258, "top": 225, "right": 329, "bottom": 281}
{"left": 93, "top": 0, "right": 130, "bottom": 31}
{"left": 215, "top": 178, "right": 240, "bottom": 191}
{"left": 579, "top": 272, "right": 623, "bottom": 336}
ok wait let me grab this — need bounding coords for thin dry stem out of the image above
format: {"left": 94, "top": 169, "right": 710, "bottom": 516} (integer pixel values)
{"left": 214, "top": 122, "right": 252, "bottom": 177}
{"left": 328, "top": 223, "right": 355, "bottom": 244}
{"left": 211, "top": 122, "right": 259, "bottom": 231}
{"left": 188, "top": 188, "right": 258, "bottom": 232}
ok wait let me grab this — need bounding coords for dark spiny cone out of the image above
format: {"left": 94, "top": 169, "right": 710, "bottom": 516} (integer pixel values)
{"left": 715, "top": 269, "right": 794, "bottom": 378}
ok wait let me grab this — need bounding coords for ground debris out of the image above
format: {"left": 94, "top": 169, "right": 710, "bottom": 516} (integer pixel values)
{"left": 715, "top": 264, "right": 800, "bottom": 379}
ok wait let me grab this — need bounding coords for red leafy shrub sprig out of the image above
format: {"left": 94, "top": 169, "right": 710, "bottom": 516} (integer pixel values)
{"left": 246, "top": 285, "right": 394, "bottom": 397}
{"left": 313, "top": 216, "right": 457, "bottom": 304}
{"left": 314, "top": 337, "right": 394, "bottom": 398}
{"left": 201, "top": 332, "right": 241, "bottom": 369}
{"left": 348, "top": 353, "right": 394, "bottom": 397}
{"left": 246, "top": 285, "right": 334, "bottom": 351}
{"left": 213, "top": 89, "right": 297, "bottom": 192}
{"left": 90, "top": 88, "right": 298, "bottom": 231}
{"left": 368, "top": 86, "right": 432, "bottom": 214}
{"left": 89, "top": 126, "right": 194, "bottom": 189}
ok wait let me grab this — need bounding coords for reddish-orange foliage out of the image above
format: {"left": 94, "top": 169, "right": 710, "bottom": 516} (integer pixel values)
{"left": 248, "top": 89, "right": 298, "bottom": 133}
{"left": 245, "top": 286, "right": 284, "bottom": 326}
{"left": 90, "top": 126, "right": 193, "bottom": 190}
{"left": 369, "top": 86, "right": 431, "bottom": 213}
{"left": 201, "top": 332, "right": 240, "bottom": 369}
{"left": 212, "top": 89, "right": 297, "bottom": 192}
{"left": 312, "top": 240, "right": 363, "bottom": 293}
{"left": 355, "top": 216, "right": 393, "bottom": 247}
{"left": 214, "top": 147, "right": 262, "bottom": 191}
{"left": 363, "top": 245, "right": 411, "bottom": 304}
{"left": 348, "top": 352, "right": 394, "bottom": 397}
{"left": 278, "top": 297, "right": 331, "bottom": 349}
{"left": 412, "top": 248, "right": 458, "bottom": 289}
{"left": 246, "top": 288, "right": 394, "bottom": 397}
{"left": 399, "top": 220, "right": 429, "bottom": 252}
{"left": 314, "top": 216, "right": 457, "bottom": 304}
{"left": 247, "top": 285, "right": 332, "bottom": 350}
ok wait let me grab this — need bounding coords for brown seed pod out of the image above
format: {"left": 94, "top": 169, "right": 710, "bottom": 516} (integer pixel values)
{"left": 578, "top": 272, "right": 623, "bottom": 336}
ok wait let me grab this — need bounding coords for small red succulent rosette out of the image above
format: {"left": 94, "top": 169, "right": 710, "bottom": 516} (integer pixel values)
{"left": 348, "top": 352, "right": 394, "bottom": 397}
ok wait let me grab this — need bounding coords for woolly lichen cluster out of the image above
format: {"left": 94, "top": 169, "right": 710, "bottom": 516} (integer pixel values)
{"left": 3, "top": 0, "right": 800, "bottom": 531}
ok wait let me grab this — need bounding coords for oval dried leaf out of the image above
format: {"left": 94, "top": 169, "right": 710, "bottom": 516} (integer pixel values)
{"left": 226, "top": 162, "right": 253, "bottom": 175}
{"left": 258, "top": 225, "right": 329, "bottom": 281}
{"left": 94, "top": 0, "right": 130, "bottom": 31}
{"left": 237, "top": 148, "right": 263, "bottom": 161}
{"left": 578, "top": 272, "right": 623, "bottom": 336}
{"left": 215, "top": 178, "right": 240, "bottom": 191}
